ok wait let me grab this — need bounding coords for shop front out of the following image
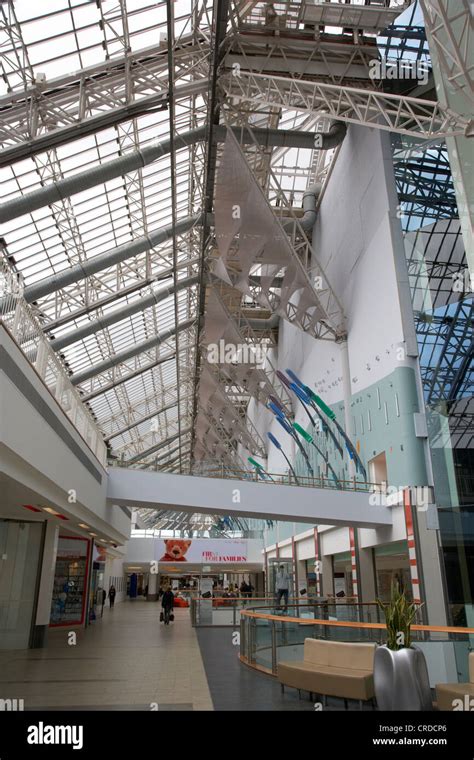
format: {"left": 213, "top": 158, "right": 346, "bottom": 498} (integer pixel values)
{"left": 50, "top": 536, "right": 91, "bottom": 627}
{"left": 373, "top": 539, "right": 411, "bottom": 601}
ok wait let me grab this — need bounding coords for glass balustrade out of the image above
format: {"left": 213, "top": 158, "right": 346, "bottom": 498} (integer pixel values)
{"left": 239, "top": 605, "right": 474, "bottom": 688}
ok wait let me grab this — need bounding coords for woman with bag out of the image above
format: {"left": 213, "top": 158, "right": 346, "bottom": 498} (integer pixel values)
{"left": 161, "top": 586, "right": 174, "bottom": 625}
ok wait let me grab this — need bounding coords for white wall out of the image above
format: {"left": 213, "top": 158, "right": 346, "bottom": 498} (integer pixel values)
{"left": 246, "top": 125, "right": 411, "bottom": 474}
{"left": 103, "top": 555, "right": 126, "bottom": 605}
{"left": 0, "top": 326, "right": 130, "bottom": 544}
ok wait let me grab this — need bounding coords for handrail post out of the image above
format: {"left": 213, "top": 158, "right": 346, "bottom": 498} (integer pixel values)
{"left": 271, "top": 620, "right": 277, "bottom": 675}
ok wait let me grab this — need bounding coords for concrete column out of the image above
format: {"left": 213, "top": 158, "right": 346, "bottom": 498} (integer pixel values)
{"left": 32, "top": 521, "right": 59, "bottom": 648}
{"left": 412, "top": 503, "right": 448, "bottom": 626}
{"left": 147, "top": 572, "right": 158, "bottom": 601}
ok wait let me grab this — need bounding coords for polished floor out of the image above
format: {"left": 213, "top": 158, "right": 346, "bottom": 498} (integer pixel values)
{"left": 0, "top": 601, "right": 373, "bottom": 712}
{"left": 0, "top": 601, "right": 213, "bottom": 711}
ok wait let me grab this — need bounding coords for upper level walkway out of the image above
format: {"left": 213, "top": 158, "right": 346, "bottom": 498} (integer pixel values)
{"left": 107, "top": 467, "right": 393, "bottom": 528}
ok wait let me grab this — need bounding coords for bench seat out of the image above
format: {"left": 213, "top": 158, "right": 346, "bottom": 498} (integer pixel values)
{"left": 278, "top": 639, "right": 376, "bottom": 703}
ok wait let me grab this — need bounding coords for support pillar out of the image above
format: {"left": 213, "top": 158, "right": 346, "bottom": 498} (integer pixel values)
{"left": 147, "top": 571, "right": 158, "bottom": 601}
{"left": 404, "top": 488, "right": 448, "bottom": 626}
{"left": 357, "top": 541, "right": 377, "bottom": 603}
{"left": 31, "top": 521, "right": 59, "bottom": 648}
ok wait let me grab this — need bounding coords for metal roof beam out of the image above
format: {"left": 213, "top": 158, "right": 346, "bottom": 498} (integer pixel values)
{"left": 50, "top": 273, "right": 199, "bottom": 352}
{"left": 18, "top": 214, "right": 204, "bottom": 305}
{"left": 0, "top": 124, "right": 343, "bottom": 225}
{"left": 80, "top": 349, "right": 177, "bottom": 403}
{"left": 43, "top": 256, "right": 201, "bottom": 333}
{"left": 127, "top": 427, "right": 191, "bottom": 464}
{"left": 70, "top": 318, "right": 194, "bottom": 386}
{"left": 105, "top": 399, "right": 185, "bottom": 443}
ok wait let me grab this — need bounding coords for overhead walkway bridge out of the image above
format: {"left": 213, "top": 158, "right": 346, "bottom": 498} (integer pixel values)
{"left": 107, "top": 467, "right": 392, "bottom": 528}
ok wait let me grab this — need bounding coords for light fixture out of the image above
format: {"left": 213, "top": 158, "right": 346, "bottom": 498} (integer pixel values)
{"left": 89, "top": 532, "right": 97, "bottom": 537}
{"left": 78, "top": 523, "right": 90, "bottom": 529}
{"left": 42, "top": 507, "right": 68, "bottom": 520}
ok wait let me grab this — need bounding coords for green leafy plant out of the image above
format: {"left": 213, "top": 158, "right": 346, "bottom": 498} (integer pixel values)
{"left": 377, "top": 582, "right": 420, "bottom": 650}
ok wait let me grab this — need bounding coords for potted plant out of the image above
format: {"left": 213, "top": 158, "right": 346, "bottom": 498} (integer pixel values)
{"left": 374, "top": 582, "right": 432, "bottom": 711}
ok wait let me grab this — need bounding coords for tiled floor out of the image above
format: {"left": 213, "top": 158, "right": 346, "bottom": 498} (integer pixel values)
{"left": 0, "top": 604, "right": 376, "bottom": 712}
{"left": 196, "top": 627, "right": 376, "bottom": 712}
{"left": 0, "top": 601, "right": 213, "bottom": 711}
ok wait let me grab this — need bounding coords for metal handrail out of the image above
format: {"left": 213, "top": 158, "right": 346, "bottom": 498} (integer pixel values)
{"left": 0, "top": 259, "right": 107, "bottom": 467}
{"left": 239, "top": 607, "right": 474, "bottom": 676}
{"left": 109, "top": 457, "right": 382, "bottom": 492}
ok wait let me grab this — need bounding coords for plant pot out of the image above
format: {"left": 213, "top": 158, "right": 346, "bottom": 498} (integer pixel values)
{"left": 374, "top": 645, "right": 433, "bottom": 711}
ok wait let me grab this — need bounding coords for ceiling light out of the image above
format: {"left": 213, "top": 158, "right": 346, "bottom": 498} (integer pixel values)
{"left": 42, "top": 507, "right": 68, "bottom": 520}
{"left": 78, "top": 523, "right": 90, "bottom": 529}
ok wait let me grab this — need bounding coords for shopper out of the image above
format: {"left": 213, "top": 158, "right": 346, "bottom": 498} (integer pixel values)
{"left": 161, "top": 586, "right": 174, "bottom": 625}
{"left": 108, "top": 584, "right": 116, "bottom": 608}
{"left": 101, "top": 587, "right": 106, "bottom": 617}
{"left": 275, "top": 564, "right": 290, "bottom": 611}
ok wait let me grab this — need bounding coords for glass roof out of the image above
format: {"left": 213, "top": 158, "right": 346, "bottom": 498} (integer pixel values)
{"left": 0, "top": 0, "right": 213, "bottom": 469}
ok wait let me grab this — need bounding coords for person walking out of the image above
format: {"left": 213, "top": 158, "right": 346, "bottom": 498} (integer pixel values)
{"left": 101, "top": 587, "right": 106, "bottom": 617}
{"left": 275, "top": 564, "right": 290, "bottom": 611}
{"left": 161, "top": 586, "right": 174, "bottom": 625}
{"left": 108, "top": 584, "right": 116, "bottom": 609}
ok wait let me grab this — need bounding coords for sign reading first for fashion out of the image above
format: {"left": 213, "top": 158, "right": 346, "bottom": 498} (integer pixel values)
{"left": 156, "top": 539, "right": 248, "bottom": 563}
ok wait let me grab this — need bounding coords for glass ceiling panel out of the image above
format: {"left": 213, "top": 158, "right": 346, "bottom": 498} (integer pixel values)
{"left": 0, "top": 0, "right": 323, "bottom": 476}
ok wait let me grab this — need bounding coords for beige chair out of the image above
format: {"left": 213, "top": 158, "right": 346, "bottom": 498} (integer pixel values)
{"left": 278, "top": 638, "right": 376, "bottom": 708}
{"left": 436, "top": 652, "right": 474, "bottom": 711}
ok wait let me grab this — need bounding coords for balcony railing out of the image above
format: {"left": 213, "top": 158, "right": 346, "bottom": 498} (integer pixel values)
{"left": 0, "top": 259, "right": 107, "bottom": 467}
{"left": 240, "top": 604, "right": 474, "bottom": 683}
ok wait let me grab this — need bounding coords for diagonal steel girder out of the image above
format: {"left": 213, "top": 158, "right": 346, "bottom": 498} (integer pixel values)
{"left": 220, "top": 71, "right": 471, "bottom": 139}
{"left": 50, "top": 274, "right": 199, "bottom": 352}
{"left": 43, "top": 256, "right": 202, "bottom": 333}
{"left": 419, "top": 0, "right": 473, "bottom": 110}
{"left": 17, "top": 215, "right": 204, "bottom": 305}
{"left": 69, "top": 318, "right": 195, "bottom": 386}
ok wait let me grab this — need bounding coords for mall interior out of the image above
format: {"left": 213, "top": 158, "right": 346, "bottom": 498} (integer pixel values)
{"left": 0, "top": 0, "right": 472, "bottom": 716}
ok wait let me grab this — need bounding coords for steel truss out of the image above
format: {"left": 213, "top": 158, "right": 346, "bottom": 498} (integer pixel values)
{"left": 220, "top": 70, "right": 470, "bottom": 139}
{"left": 419, "top": 0, "right": 473, "bottom": 111}
{"left": 1, "top": 0, "right": 471, "bottom": 482}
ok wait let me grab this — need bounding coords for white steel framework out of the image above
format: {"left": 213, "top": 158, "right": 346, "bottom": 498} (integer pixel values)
{"left": 0, "top": 0, "right": 470, "bottom": 488}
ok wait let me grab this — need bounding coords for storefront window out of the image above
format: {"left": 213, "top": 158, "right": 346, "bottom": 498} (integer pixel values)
{"left": 50, "top": 536, "right": 90, "bottom": 626}
{"left": 374, "top": 540, "right": 411, "bottom": 602}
